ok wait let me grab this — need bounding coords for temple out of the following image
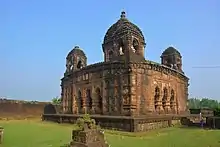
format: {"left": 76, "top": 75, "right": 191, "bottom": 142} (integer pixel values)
{"left": 57, "top": 11, "right": 190, "bottom": 131}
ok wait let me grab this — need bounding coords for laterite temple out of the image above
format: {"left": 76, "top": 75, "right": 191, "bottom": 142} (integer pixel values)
{"left": 48, "top": 11, "right": 190, "bottom": 132}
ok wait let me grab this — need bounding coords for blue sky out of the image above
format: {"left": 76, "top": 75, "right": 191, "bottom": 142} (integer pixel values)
{"left": 0, "top": 0, "right": 219, "bottom": 101}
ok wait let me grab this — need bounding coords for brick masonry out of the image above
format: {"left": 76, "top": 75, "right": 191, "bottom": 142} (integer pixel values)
{"left": 0, "top": 99, "right": 49, "bottom": 118}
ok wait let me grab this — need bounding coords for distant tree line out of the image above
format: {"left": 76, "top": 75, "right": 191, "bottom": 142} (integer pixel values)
{"left": 188, "top": 98, "right": 220, "bottom": 116}
{"left": 188, "top": 98, "right": 220, "bottom": 109}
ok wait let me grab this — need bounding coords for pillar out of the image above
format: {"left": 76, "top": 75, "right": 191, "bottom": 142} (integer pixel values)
{"left": 165, "top": 89, "right": 171, "bottom": 114}
{"left": 91, "top": 87, "right": 96, "bottom": 114}
{"left": 81, "top": 88, "right": 86, "bottom": 114}
{"left": 103, "top": 80, "right": 108, "bottom": 115}
{"left": 130, "top": 73, "right": 138, "bottom": 116}
{"left": 157, "top": 88, "right": 164, "bottom": 114}
{"left": 72, "top": 84, "right": 77, "bottom": 114}
{"left": 67, "top": 87, "right": 70, "bottom": 113}
{"left": 63, "top": 88, "right": 67, "bottom": 113}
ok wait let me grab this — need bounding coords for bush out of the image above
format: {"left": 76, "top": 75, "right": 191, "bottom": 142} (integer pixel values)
{"left": 75, "top": 114, "right": 97, "bottom": 130}
{"left": 214, "top": 108, "right": 220, "bottom": 116}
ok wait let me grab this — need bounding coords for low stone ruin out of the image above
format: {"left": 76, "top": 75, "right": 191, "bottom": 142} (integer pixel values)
{"left": 69, "top": 114, "right": 109, "bottom": 147}
{"left": 0, "top": 126, "right": 3, "bottom": 144}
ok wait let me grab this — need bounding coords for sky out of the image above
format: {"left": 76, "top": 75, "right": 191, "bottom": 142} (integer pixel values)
{"left": 0, "top": 0, "right": 220, "bottom": 101}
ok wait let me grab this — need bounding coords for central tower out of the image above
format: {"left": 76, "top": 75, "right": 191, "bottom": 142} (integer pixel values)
{"left": 102, "top": 11, "right": 146, "bottom": 62}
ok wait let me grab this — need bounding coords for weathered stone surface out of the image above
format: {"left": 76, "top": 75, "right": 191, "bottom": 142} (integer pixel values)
{"left": 69, "top": 115, "right": 109, "bottom": 147}
{"left": 0, "top": 126, "right": 4, "bottom": 144}
{"left": 61, "top": 61, "right": 189, "bottom": 117}
{"left": 43, "top": 114, "right": 184, "bottom": 132}
{"left": 70, "top": 129, "right": 109, "bottom": 147}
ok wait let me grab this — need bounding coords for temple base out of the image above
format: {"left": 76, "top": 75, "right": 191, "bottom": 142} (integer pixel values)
{"left": 42, "top": 114, "right": 189, "bottom": 132}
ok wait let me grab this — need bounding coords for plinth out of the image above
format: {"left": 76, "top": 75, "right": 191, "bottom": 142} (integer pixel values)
{"left": 70, "top": 124, "right": 109, "bottom": 147}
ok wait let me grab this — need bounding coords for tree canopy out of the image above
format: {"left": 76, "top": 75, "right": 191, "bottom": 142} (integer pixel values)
{"left": 188, "top": 98, "right": 220, "bottom": 109}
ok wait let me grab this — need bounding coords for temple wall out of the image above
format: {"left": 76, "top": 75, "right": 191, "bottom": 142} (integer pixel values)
{"left": 61, "top": 62, "right": 126, "bottom": 115}
{"left": 145, "top": 69, "right": 188, "bottom": 115}
{"left": 61, "top": 61, "right": 189, "bottom": 116}
{"left": 129, "top": 63, "right": 188, "bottom": 116}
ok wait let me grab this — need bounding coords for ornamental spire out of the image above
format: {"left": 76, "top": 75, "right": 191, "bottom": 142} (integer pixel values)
{"left": 120, "top": 11, "right": 126, "bottom": 18}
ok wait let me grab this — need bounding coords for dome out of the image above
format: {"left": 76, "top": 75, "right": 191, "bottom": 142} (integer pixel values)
{"left": 67, "top": 46, "right": 86, "bottom": 58}
{"left": 103, "top": 11, "right": 145, "bottom": 44}
{"left": 162, "top": 46, "right": 181, "bottom": 56}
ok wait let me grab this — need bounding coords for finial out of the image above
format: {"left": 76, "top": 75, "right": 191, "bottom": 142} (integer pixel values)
{"left": 169, "top": 44, "right": 174, "bottom": 48}
{"left": 120, "top": 11, "right": 126, "bottom": 18}
{"left": 74, "top": 46, "right": 80, "bottom": 49}
{"left": 168, "top": 45, "right": 177, "bottom": 49}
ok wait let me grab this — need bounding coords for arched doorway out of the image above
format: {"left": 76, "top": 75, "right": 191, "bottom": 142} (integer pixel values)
{"left": 132, "top": 38, "right": 139, "bottom": 53}
{"left": 118, "top": 39, "right": 125, "bottom": 55}
{"left": 44, "top": 104, "right": 57, "bottom": 114}
{"left": 77, "top": 61, "right": 82, "bottom": 69}
{"left": 96, "top": 87, "right": 103, "bottom": 114}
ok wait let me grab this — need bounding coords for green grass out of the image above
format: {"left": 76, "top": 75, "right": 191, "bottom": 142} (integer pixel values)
{"left": 0, "top": 120, "right": 220, "bottom": 147}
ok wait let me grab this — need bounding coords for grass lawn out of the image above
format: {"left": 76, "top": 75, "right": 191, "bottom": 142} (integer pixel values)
{"left": 0, "top": 120, "right": 220, "bottom": 147}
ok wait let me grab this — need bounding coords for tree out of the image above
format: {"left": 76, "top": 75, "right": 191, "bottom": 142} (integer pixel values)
{"left": 188, "top": 97, "right": 220, "bottom": 109}
{"left": 200, "top": 98, "right": 219, "bottom": 109}
{"left": 188, "top": 98, "right": 201, "bottom": 109}
{"left": 51, "top": 96, "right": 61, "bottom": 104}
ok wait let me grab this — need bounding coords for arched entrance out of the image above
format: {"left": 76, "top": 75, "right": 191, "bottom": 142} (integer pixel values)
{"left": 44, "top": 104, "right": 57, "bottom": 114}
{"left": 77, "top": 61, "right": 82, "bottom": 69}
{"left": 118, "top": 39, "right": 125, "bottom": 55}
{"left": 132, "top": 38, "right": 139, "bottom": 53}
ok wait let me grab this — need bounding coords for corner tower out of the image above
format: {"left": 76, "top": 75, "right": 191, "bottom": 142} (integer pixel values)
{"left": 161, "top": 46, "right": 183, "bottom": 73}
{"left": 102, "top": 11, "right": 146, "bottom": 62}
{"left": 65, "top": 46, "right": 87, "bottom": 74}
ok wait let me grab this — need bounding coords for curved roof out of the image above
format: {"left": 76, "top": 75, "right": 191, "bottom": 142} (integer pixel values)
{"left": 162, "top": 46, "right": 181, "bottom": 56}
{"left": 67, "top": 46, "right": 86, "bottom": 58}
{"left": 103, "top": 11, "right": 145, "bottom": 44}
